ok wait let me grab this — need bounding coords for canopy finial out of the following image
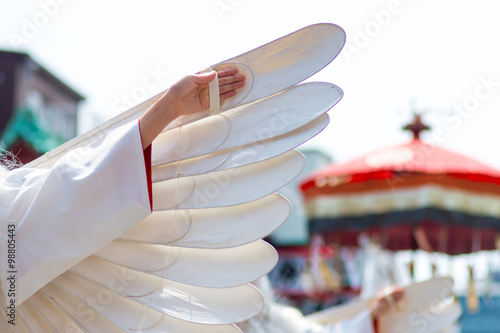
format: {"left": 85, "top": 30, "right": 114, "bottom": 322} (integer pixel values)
{"left": 403, "top": 113, "right": 430, "bottom": 140}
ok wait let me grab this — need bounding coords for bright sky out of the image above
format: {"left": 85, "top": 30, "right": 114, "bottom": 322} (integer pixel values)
{"left": 3, "top": 0, "right": 500, "bottom": 169}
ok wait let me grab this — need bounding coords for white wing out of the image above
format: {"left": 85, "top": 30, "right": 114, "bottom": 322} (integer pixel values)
{"left": 1, "top": 23, "right": 345, "bottom": 332}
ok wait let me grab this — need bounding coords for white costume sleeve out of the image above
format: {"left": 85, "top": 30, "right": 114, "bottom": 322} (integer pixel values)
{"left": 240, "top": 304, "right": 375, "bottom": 333}
{"left": 0, "top": 120, "right": 152, "bottom": 306}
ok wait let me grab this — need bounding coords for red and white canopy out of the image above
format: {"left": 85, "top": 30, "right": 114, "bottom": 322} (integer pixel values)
{"left": 300, "top": 115, "right": 500, "bottom": 255}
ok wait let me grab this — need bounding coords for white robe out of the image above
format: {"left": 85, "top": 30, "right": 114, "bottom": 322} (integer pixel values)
{"left": 240, "top": 303, "right": 375, "bottom": 333}
{"left": 0, "top": 120, "right": 151, "bottom": 306}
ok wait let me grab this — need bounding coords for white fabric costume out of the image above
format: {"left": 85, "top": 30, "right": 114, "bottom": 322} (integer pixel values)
{"left": 0, "top": 121, "right": 151, "bottom": 306}
{"left": 239, "top": 277, "right": 375, "bottom": 333}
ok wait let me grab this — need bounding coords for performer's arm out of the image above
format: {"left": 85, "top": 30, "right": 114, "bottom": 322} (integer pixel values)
{"left": 139, "top": 67, "right": 245, "bottom": 149}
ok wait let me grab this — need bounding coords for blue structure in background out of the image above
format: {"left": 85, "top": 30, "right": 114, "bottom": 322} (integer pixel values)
{"left": 458, "top": 296, "right": 500, "bottom": 332}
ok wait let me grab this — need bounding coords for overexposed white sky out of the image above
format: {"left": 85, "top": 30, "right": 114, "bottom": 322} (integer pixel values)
{"left": 2, "top": 0, "right": 500, "bottom": 169}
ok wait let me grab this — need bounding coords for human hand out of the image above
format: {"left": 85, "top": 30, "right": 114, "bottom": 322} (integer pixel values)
{"left": 139, "top": 67, "right": 246, "bottom": 149}
{"left": 164, "top": 67, "right": 246, "bottom": 118}
{"left": 371, "top": 287, "right": 405, "bottom": 319}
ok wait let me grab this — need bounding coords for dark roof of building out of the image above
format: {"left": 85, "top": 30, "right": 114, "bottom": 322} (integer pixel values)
{"left": 0, "top": 50, "right": 85, "bottom": 101}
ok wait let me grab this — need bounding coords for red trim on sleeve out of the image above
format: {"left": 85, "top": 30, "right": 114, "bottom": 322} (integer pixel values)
{"left": 138, "top": 119, "right": 153, "bottom": 211}
{"left": 143, "top": 144, "right": 153, "bottom": 211}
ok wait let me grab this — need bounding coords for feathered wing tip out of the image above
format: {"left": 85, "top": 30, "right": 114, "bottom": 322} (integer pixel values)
{"left": 306, "top": 277, "right": 461, "bottom": 333}
{"left": 4, "top": 24, "right": 347, "bottom": 332}
{"left": 25, "top": 23, "right": 345, "bottom": 170}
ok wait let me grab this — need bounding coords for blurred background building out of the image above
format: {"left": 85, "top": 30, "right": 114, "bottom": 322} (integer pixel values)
{"left": 0, "top": 50, "right": 84, "bottom": 164}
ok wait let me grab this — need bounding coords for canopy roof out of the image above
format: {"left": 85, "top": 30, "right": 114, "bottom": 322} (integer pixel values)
{"left": 299, "top": 115, "right": 500, "bottom": 254}
{"left": 301, "top": 115, "right": 500, "bottom": 193}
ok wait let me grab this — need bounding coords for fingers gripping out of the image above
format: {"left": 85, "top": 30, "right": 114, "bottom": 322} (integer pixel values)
{"left": 202, "top": 67, "right": 220, "bottom": 116}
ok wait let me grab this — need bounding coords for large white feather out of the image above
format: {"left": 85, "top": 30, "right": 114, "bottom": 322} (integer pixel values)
{"left": 65, "top": 261, "right": 263, "bottom": 324}
{"left": 152, "top": 150, "right": 304, "bottom": 210}
{"left": 152, "top": 114, "right": 329, "bottom": 182}
{"left": 118, "top": 193, "right": 291, "bottom": 249}
{"left": 307, "top": 277, "right": 456, "bottom": 326}
{"left": 151, "top": 83, "right": 341, "bottom": 166}
{"left": 44, "top": 274, "right": 241, "bottom": 333}
{"left": 93, "top": 240, "right": 277, "bottom": 288}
